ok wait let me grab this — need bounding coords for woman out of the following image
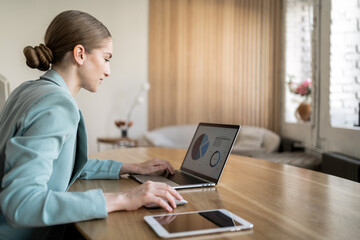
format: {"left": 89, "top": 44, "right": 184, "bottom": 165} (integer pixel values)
{"left": 0, "top": 10, "right": 182, "bottom": 239}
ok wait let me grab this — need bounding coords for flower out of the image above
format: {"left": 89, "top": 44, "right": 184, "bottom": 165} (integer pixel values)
{"left": 288, "top": 78, "right": 311, "bottom": 97}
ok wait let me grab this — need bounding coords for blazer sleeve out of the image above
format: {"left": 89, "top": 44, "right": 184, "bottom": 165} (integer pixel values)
{"left": 79, "top": 158, "right": 123, "bottom": 179}
{"left": 0, "top": 92, "right": 107, "bottom": 228}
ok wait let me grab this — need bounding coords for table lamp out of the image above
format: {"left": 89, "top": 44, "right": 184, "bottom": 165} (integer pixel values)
{"left": 121, "top": 82, "right": 150, "bottom": 137}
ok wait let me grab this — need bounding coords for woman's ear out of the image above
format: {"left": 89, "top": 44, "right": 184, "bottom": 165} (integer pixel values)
{"left": 73, "top": 44, "right": 86, "bottom": 65}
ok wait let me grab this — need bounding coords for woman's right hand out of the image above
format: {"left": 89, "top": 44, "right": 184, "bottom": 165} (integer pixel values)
{"left": 103, "top": 181, "right": 183, "bottom": 213}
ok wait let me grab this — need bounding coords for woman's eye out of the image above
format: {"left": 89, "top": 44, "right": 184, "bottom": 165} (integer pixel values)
{"left": 105, "top": 59, "right": 110, "bottom": 62}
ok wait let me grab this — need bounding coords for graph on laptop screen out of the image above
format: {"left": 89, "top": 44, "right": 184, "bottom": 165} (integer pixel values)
{"left": 182, "top": 125, "right": 238, "bottom": 179}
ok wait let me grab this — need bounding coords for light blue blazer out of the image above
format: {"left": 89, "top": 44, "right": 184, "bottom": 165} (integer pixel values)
{"left": 0, "top": 70, "right": 123, "bottom": 239}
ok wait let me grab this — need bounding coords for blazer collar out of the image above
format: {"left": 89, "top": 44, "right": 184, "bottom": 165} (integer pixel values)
{"left": 39, "top": 69, "right": 71, "bottom": 94}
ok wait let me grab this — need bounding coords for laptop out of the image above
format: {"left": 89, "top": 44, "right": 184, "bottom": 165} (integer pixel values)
{"left": 131, "top": 123, "right": 240, "bottom": 189}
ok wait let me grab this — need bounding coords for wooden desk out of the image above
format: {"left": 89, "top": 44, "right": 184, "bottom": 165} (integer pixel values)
{"left": 69, "top": 147, "right": 360, "bottom": 240}
{"left": 97, "top": 137, "right": 137, "bottom": 152}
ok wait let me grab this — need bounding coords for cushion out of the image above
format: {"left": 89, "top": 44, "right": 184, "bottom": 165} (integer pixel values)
{"left": 236, "top": 126, "right": 265, "bottom": 148}
{"left": 144, "top": 124, "right": 197, "bottom": 148}
{"left": 232, "top": 126, "right": 280, "bottom": 155}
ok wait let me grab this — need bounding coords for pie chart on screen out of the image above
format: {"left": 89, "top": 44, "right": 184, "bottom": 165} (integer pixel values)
{"left": 191, "top": 134, "right": 209, "bottom": 160}
{"left": 210, "top": 151, "right": 221, "bottom": 167}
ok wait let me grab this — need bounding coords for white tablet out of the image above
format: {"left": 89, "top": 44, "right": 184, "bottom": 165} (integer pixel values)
{"left": 144, "top": 209, "right": 253, "bottom": 238}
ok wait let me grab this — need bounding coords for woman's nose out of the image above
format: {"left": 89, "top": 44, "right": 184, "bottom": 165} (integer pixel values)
{"left": 104, "top": 65, "right": 111, "bottom": 77}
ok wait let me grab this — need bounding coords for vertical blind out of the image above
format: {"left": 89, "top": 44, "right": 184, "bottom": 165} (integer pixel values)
{"left": 148, "top": 0, "right": 283, "bottom": 132}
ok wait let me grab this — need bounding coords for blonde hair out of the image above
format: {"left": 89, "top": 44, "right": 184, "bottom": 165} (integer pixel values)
{"left": 23, "top": 10, "right": 111, "bottom": 71}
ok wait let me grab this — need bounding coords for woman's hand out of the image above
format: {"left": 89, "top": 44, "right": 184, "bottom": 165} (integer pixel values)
{"left": 119, "top": 158, "right": 175, "bottom": 175}
{"left": 104, "top": 181, "right": 182, "bottom": 212}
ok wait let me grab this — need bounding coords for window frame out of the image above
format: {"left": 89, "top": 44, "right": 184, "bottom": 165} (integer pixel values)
{"left": 281, "top": 0, "right": 360, "bottom": 158}
{"left": 280, "top": 0, "right": 317, "bottom": 148}
{"left": 317, "top": 0, "right": 360, "bottom": 157}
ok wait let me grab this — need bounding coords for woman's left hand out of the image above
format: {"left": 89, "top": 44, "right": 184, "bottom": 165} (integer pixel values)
{"left": 119, "top": 158, "right": 175, "bottom": 175}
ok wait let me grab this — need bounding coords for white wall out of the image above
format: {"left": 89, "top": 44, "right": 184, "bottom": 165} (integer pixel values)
{"left": 0, "top": 0, "right": 149, "bottom": 154}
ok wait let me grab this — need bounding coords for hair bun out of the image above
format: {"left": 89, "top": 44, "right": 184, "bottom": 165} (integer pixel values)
{"left": 23, "top": 44, "right": 53, "bottom": 71}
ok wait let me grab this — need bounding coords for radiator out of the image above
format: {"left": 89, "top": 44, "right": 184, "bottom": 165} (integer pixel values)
{"left": 322, "top": 152, "right": 360, "bottom": 182}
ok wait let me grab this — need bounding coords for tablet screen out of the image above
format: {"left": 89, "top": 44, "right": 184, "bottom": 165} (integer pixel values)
{"left": 153, "top": 210, "right": 243, "bottom": 233}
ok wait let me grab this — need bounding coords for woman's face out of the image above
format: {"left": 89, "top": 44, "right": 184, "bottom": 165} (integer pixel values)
{"left": 79, "top": 38, "right": 113, "bottom": 92}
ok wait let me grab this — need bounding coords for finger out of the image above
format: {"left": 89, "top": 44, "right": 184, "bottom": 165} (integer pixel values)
{"left": 156, "top": 197, "right": 173, "bottom": 212}
{"left": 144, "top": 193, "right": 173, "bottom": 212}
{"left": 152, "top": 158, "right": 175, "bottom": 175}
{"left": 165, "top": 162, "right": 175, "bottom": 175}
{"left": 148, "top": 182, "right": 183, "bottom": 202}
{"left": 167, "top": 186, "right": 183, "bottom": 201}
{"left": 159, "top": 161, "right": 175, "bottom": 175}
{"left": 157, "top": 183, "right": 183, "bottom": 201}
{"left": 162, "top": 191, "right": 177, "bottom": 209}
{"left": 151, "top": 164, "right": 172, "bottom": 174}
{"left": 146, "top": 183, "right": 184, "bottom": 211}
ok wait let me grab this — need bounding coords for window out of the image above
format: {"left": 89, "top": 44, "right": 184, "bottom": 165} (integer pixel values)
{"left": 329, "top": 0, "right": 360, "bottom": 129}
{"left": 317, "top": 0, "right": 360, "bottom": 157}
{"left": 284, "top": 0, "right": 314, "bottom": 124}
{"left": 282, "top": 0, "right": 360, "bottom": 158}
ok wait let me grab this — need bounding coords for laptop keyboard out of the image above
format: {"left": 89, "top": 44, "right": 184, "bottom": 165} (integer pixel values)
{"left": 161, "top": 170, "right": 208, "bottom": 185}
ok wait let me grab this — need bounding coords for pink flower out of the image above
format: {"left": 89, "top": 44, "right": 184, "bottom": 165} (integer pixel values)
{"left": 288, "top": 78, "right": 311, "bottom": 97}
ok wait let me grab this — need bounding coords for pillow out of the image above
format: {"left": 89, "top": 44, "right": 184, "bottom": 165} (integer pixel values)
{"left": 236, "top": 126, "right": 265, "bottom": 148}
{"left": 231, "top": 126, "right": 280, "bottom": 155}
{"left": 144, "top": 125, "right": 197, "bottom": 148}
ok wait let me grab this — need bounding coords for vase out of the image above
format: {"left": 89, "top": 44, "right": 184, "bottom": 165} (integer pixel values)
{"left": 295, "top": 101, "right": 311, "bottom": 121}
{"left": 121, "top": 128, "right": 128, "bottom": 138}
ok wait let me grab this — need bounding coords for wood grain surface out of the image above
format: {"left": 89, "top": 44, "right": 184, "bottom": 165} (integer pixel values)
{"left": 70, "top": 147, "right": 360, "bottom": 240}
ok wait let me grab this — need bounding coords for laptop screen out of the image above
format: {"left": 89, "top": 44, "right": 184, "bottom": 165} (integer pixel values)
{"left": 180, "top": 123, "right": 240, "bottom": 183}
